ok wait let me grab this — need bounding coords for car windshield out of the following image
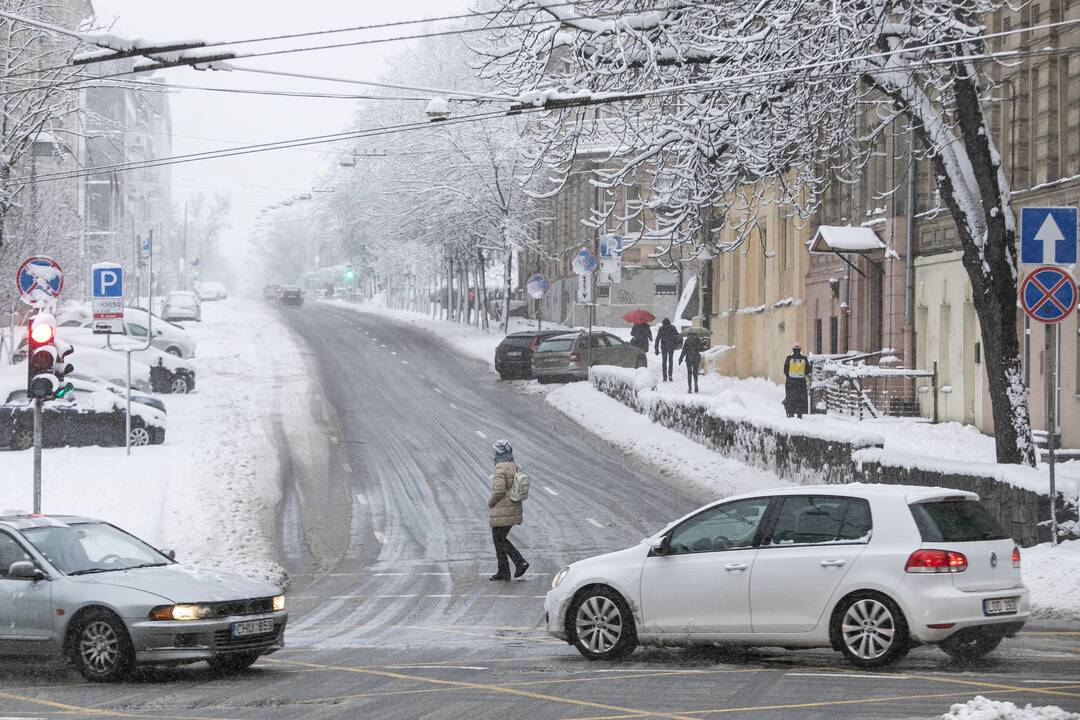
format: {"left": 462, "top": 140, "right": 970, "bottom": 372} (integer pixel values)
{"left": 21, "top": 522, "right": 171, "bottom": 575}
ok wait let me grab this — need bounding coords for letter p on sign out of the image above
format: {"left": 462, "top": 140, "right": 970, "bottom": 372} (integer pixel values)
{"left": 92, "top": 263, "right": 123, "bottom": 298}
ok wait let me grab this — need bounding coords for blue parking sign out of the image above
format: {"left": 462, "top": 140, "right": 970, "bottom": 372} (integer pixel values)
{"left": 1020, "top": 207, "right": 1077, "bottom": 266}
{"left": 92, "top": 263, "right": 123, "bottom": 298}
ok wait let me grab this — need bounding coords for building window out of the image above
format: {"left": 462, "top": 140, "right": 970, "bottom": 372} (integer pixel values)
{"left": 624, "top": 184, "right": 644, "bottom": 236}
{"left": 655, "top": 283, "right": 678, "bottom": 296}
{"left": 597, "top": 285, "right": 610, "bottom": 299}
{"left": 814, "top": 318, "right": 823, "bottom": 355}
{"left": 829, "top": 316, "right": 839, "bottom": 355}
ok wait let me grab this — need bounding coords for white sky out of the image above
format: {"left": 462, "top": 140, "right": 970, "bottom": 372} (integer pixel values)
{"left": 90, "top": 0, "right": 468, "bottom": 275}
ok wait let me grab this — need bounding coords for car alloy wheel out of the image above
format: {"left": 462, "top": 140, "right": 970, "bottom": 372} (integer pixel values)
{"left": 569, "top": 587, "right": 637, "bottom": 660}
{"left": 166, "top": 346, "right": 182, "bottom": 357}
{"left": 835, "top": 592, "right": 909, "bottom": 667}
{"left": 129, "top": 426, "right": 151, "bottom": 446}
{"left": 170, "top": 376, "right": 190, "bottom": 394}
{"left": 73, "top": 613, "right": 134, "bottom": 682}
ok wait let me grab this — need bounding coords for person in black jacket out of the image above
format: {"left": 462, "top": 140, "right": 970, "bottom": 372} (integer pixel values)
{"left": 678, "top": 334, "right": 706, "bottom": 393}
{"left": 629, "top": 322, "right": 652, "bottom": 353}
{"left": 654, "top": 319, "right": 681, "bottom": 381}
{"left": 782, "top": 343, "right": 811, "bottom": 418}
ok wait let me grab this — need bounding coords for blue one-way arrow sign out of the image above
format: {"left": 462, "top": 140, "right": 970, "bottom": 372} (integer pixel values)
{"left": 1021, "top": 207, "right": 1077, "bottom": 266}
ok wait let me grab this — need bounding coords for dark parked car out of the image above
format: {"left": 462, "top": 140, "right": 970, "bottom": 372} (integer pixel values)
{"left": 531, "top": 331, "right": 647, "bottom": 383}
{"left": 0, "top": 390, "right": 166, "bottom": 450}
{"left": 494, "top": 330, "right": 567, "bottom": 380}
{"left": 278, "top": 286, "right": 304, "bottom": 307}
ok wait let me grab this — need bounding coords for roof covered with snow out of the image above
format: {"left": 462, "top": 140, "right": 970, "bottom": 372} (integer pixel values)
{"left": 808, "top": 226, "right": 886, "bottom": 255}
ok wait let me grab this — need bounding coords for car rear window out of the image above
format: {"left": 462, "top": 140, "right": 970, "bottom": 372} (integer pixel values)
{"left": 909, "top": 500, "right": 1008, "bottom": 542}
{"left": 503, "top": 337, "right": 534, "bottom": 348}
{"left": 538, "top": 338, "right": 575, "bottom": 352}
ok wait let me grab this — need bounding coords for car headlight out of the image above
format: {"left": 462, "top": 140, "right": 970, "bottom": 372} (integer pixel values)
{"left": 551, "top": 567, "right": 569, "bottom": 590}
{"left": 150, "top": 604, "right": 214, "bottom": 621}
{"left": 272, "top": 595, "right": 285, "bottom": 612}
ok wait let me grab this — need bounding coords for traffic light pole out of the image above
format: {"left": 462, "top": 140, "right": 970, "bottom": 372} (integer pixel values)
{"left": 32, "top": 398, "right": 42, "bottom": 513}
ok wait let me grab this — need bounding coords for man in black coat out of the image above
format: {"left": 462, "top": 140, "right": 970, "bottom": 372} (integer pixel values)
{"left": 654, "top": 318, "right": 681, "bottom": 381}
{"left": 783, "top": 342, "right": 811, "bottom": 418}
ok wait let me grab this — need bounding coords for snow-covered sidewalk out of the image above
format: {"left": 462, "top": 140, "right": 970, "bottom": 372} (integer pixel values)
{"left": 0, "top": 299, "right": 312, "bottom": 587}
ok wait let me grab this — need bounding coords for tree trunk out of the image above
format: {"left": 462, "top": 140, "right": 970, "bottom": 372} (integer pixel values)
{"left": 911, "top": 73, "right": 1035, "bottom": 466}
{"left": 477, "top": 248, "right": 490, "bottom": 331}
{"left": 503, "top": 247, "right": 513, "bottom": 335}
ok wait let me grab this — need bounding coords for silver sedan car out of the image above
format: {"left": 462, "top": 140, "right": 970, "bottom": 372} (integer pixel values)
{"left": 532, "top": 331, "right": 647, "bottom": 383}
{"left": 0, "top": 513, "right": 287, "bottom": 682}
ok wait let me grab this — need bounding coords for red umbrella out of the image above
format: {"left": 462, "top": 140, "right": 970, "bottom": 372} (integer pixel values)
{"left": 623, "top": 309, "right": 656, "bottom": 324}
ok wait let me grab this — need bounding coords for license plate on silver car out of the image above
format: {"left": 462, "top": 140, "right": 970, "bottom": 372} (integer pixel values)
{"left": 983, "top": 597, "right": 1019, "bottom": 616}
{"left": 507, "top": 351, "right": 522, "bottom": 357}
{"left": 232, "top": 618, "right": 275, "bottom": 637}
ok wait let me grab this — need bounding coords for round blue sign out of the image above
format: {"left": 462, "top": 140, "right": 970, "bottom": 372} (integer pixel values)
{"left": 16, "top": 255, "right": 63, "bottom": 305}
{"left": 1021, "top": 266, "right": 1077, "bottom": 324}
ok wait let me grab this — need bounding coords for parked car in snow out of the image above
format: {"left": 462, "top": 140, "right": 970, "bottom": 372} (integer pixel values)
{"left": 162, "top": 291, "right": 201, "bottom": 322}
{"left": 531, "top": 331, "right": 647, "bottom": 383}
{"left": 0, "top": 370, "right": 166, "bottom": 449}
{"left": 76, "top": 308, "right": 197, "bottom": 359}
{"left": 262, "top": 284, "right": 282, "bottom": 300}
{"left": 495, "top": 330, "right": 567, "bottom": 380}
{"left": 66, "top": 373, "right": 166, "bottom": 415}
{"left": 11, "top": 342, "right": 153, "bottom": 393}
{"left": 61, "top": 329, "right": 196, "bottom": 394}
{"left": 195, "top": 281, "right": 227, "bottom": 301}
{"left": 0, "top": 513, "right": 287, "bottom": 681}
{"left": 277, "top": 286, "right": 304, "bottom": 307}
{"left": 546, "top": 485, "right": 1028, "bottom": 666}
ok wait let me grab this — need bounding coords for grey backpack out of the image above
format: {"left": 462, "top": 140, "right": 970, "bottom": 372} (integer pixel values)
{"left": 508, "top": 471, "right": 530, "bottom": 502}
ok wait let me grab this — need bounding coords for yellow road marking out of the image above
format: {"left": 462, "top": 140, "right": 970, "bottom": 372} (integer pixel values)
{"left": 904, "top": 673, "right": 1080, "bottom": 700}
{"left": 266, "top": 658, "right": 699, "bottom": 720}
{"left": 0, "top": 690, "right": 244, "bottom": 720}
{"left": 1020, "top": 631, "right": 1080, "bottom": 637}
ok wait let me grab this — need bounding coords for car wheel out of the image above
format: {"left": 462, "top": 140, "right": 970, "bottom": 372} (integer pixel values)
{"left": 170, "top": 375, "right": 191, "bottom": 394}
{"left": 11, "top": 424, "right": 32, "bottom": 450}
{"left": 833, "top": 592, "right": 910, "bottom": 668}
{"left": 568, "top": 587, "right": 637, "bottom": 661}
{"left": 70, "top": 610, "right": 135, "bottom": 682}
{"left": 207, "top": 652, "right": 260, "bottom": 674}
{"left": 128, "top": 424, "right": 152, "bottom": 447}
{"left": 938, "top": 633, "right": 1002, "bottom": 661}
{"left": 165, "top": 346, "right": 182, "bottom": 357}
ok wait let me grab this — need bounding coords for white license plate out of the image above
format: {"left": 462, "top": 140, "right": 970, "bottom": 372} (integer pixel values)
{"left": 232, "top": 618, "right": 275, "bottom": 638}
{"left": 983, "top": 597, "right": 1019, "bottom": 616}
{"left": 507, "top": 351, "right": 523, "bottom": 357}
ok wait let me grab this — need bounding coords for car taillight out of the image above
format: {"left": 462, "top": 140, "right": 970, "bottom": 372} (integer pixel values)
{"left": 530, "top": 338, "right": 539, "bottom": 352}
{"left": 1012, "top": 546, "right": 1021, "bottom": 569}
{"left": 905, "top": 549, "right": 968, "bottom": 573}
{"left": 569, "top": 352, "right": 580, "bottom": 362}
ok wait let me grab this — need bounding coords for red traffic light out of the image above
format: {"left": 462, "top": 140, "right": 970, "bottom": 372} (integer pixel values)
{"left": 30, "top": 319, "right": 54, "bottom": 344}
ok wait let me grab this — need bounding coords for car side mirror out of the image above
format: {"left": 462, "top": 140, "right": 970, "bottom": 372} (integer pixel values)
{"left": 161, "top": 549, "right": 176, "bottom": 561}
{"left": 9, "top": 561, "right": 46, "bottom": 581}
{"left": 649, "top": 535, "right": 671, "bottom": 556}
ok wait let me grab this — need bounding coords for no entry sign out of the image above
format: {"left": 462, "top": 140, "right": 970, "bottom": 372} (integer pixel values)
{"left": 1020, "top": 266, "right": 1078, "bottom": 324}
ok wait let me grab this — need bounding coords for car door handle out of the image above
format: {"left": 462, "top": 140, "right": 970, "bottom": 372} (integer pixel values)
{"left": 725, "top": 563, "right": 749, "bottom": 571}
{"left": 819, "top": 560, "right": 847, "bottom": 567}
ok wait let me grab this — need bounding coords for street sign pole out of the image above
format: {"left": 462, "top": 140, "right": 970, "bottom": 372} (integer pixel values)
{"left": 1045, "top": 323, "right": 1058, "bottom": 545}
{"left": 32, "top": 397, "right": 42, "bottom": 514}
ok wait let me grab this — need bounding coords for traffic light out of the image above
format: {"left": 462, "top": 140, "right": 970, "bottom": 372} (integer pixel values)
{"left": 26, "top": 313, "right": 74, "bottom": 400}
{"left": 344, "top": 265, "right": 355, "bottom": 283}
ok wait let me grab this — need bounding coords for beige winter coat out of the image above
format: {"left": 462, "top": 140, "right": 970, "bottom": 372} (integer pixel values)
{"left": 488, "top": 461, "right": 523, "bottom": 528}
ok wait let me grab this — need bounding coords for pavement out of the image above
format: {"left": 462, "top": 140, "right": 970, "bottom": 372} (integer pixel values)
{"left": 0, "top": 301, "right": 1078, "bottom": 719}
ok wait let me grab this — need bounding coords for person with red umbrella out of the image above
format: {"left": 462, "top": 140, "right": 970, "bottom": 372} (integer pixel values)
{"left": 624, "top": 309, "right": 655, "bottom": 354}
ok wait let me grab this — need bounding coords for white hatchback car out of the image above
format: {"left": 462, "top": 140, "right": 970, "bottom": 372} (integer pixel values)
{"left": 546, "top": 485, "right": 1029, "bottom": 667}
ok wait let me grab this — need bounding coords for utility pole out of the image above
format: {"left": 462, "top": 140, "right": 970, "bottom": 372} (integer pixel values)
{"left": 182, "top": 201, "right": 189, "bottom": 290}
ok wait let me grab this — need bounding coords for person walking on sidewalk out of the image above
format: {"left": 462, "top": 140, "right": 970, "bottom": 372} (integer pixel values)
{"left": 629, "top": 322, "right": 652, "bottom": 354}
{"left": 654, "top": 319, "right": 682, "bottom": 382}
{"left": 782, "top": 342, "right": 811, "bottom": 419}
{"left": 679, "top": 334, "right": 706, "bottom": 393}
{"left": 487, "top": 439, "right": 529, "bottom": 581}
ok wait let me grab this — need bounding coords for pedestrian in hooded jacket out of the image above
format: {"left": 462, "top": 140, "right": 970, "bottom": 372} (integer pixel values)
{"left": 629, "top": 322, "right": 652, "bottom": 354}
{"left": 487, "top": 439, "right": 529, "bottom": 581}
{"left": 679, "top": 334, "right": 706, "bottom": 393}
{"left": 654, "top": 319, "right": 682, "bottom": 382}
{"left": 782, "top": 342, "right": 811, "bottom": 418}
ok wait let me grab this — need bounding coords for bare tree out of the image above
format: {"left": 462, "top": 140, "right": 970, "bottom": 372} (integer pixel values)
{"left": 482, "top": 0, "right": 1035, "bottom": 465}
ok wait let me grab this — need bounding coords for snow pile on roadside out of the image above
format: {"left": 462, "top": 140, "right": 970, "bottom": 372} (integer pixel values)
{"left": 546, "top": 381, "right": 785, "bottom": 501}
{"left": 1022, "top": 540, "right": 1080, "bottom": 622}
{"left": 0, "top": 300, "right": 306, "bottom": 589}
{"left": 941, "top": 696, "right": 1079, "bottom": 720}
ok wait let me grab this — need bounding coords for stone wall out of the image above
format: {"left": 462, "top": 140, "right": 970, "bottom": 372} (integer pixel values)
{"left": 590, "top": 367, "right": 1069, "bottom": 547}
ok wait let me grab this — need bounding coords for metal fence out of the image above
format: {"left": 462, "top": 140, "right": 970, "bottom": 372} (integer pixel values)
{"left": 811, "top": 352, "right": 938, "bottom": 421}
